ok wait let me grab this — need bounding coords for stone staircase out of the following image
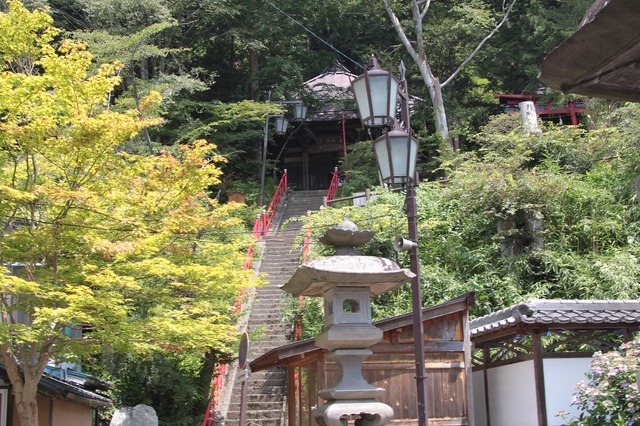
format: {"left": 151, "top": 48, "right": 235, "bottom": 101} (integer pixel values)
{"left": 223, "top": 190, "right": 326, "bottom": 425}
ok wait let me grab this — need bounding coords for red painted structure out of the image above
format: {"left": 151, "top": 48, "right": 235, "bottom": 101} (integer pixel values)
{"left": 202, "top": 171, "right": 290, "bottom": 426}
{"left": 494, "top": 93, "right": 586, "bottom": 126}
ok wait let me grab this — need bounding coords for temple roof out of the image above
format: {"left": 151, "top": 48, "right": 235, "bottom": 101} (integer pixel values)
{"left": 304, "top": 64, "right": 357, "bottom": 96}
{"left": 539, "top": 0, "right": 640, "bottom": 101}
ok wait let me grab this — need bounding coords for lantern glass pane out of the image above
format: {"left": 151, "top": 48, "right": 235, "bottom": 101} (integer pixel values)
{"left": 389, "top": 136, "right": 411, "bottom": 182}
{"left": 351, "top": 76, "right": 371, "bottom": 125}
{"left": 368, "top": 74, "right": 398, "bottom": 126}
{"left": 274, "top": 117, "right": 289, "bottom": 135}
{"left": 373, "top": 136, "right": 391, "bottom": 181}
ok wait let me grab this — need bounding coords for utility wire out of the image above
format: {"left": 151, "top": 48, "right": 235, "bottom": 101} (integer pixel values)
{"left": 264, "top": 0, "right": 364, "bottom": 71}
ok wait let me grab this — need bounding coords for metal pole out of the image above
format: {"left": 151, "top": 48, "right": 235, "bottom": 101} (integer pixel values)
{"left": 239, "top": 371, "right": 249, "bottom": 426}
{"left": 398, "top": 60, "right": 428, "bottom": 425}
{"left": 258, "top": 115, "right": 271, "bottom": 207}
{"left": 406, "top": 179, "right": 429, "bottom": 426}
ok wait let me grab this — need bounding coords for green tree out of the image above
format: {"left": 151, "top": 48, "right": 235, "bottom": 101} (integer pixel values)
{"left": 0, "top": 3, "right": 254, "bottom": 424}
{"left": 381, "top": 0, "right": 518, "bottom": 146}
{"left": 97, "top": 351, "right": 212, "bottom": 426}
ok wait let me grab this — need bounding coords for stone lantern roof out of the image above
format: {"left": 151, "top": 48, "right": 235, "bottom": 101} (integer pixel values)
{"left": 279, "top": 220, "right": 415, "bottom": 297}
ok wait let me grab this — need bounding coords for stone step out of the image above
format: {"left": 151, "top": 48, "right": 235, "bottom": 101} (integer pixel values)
{"left": 224, "top": 191, "right": 323, "bottom": 425}
{"left": 224, "top": 411, "right": 284, "bottom": 423}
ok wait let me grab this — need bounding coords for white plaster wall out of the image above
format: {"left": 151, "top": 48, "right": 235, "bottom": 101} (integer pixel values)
{"left": 544, "top": 358, "right": 592, "bottom": 425}
{"left": 485, "top": 361, "right": 538, "bottom": 426}
{"left": 472, "top": 357, "right": 593, "bottom": 426}
{"left": 472, "top": 372, "right": 487, "bottom": 426}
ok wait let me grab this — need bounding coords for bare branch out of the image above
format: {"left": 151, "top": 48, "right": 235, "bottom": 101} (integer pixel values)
{"left": 381, "top": 0, "right": 420, "bottom": 64}
{"left": 441, "top": 0, "right": 517, "bottom": 88}
{"left": 418, "top": 0, "right": 431, "bottom": 19}
{"left": 411, "top": 1, "right": 427, "bottom": 56}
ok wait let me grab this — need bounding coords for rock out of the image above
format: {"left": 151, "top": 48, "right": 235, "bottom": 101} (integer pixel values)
{"left": 110, "top": 404, "right": 158, "bottom": 426}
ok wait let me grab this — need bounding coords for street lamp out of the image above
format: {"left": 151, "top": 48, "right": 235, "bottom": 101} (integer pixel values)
{"left": 258, "top": 102, "right": 307, "bottom": 206}
{"left": 273, "top": 116, "right": 289, "bottom": 135}
{"left": 351, "top": 56, "right": 399, "bottom": 127}
{"left": 293, "top": 101, "right": 308, "bottom": 122}
{"left": 373, "top": 128, "right": 418, "bottom": 186}
{"left": 351, "top": 55, "right": 429, "bottom": 426}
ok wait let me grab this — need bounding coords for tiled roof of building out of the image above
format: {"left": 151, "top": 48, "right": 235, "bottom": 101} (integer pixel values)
{"left": 304, "top": 65, "right": 356, "bottom": 95}
{"left": 470, "top": 299, "right": 640, "bottom": 338}
{"left": 39, "top": 373, "right": 111, "bottom": 408}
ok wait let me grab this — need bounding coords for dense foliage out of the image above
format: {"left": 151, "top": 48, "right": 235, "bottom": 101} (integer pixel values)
{"left": 98, "top": 352, "right": 213, "bottom": 426}
{"left": 296, "top": 106, "right": 640, "bottom": 326}
{"left": 0, "top": 3, "right": 257, "bottom": 424}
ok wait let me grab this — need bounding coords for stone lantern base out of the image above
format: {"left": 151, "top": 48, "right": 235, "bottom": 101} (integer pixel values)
{"left": 313, "top": 399, "right": 394, "bottom": 426}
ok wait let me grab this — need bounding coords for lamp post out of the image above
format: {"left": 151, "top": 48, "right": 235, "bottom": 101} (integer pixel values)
{"left": 351, "top": 56, "right": 429, "bottom": 426}
{"left": 258, "top": 102, "right": 307, "bottom": 206}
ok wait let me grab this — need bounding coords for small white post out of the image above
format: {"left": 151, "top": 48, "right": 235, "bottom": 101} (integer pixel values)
{"left": 519, "top": 101, "right": 541, "bottom": 135}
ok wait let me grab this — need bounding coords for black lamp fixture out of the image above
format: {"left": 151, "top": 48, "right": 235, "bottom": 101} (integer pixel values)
{"left": 258, "top": 101, "right": 308, "bottom": 206}
{"left": 373, "top": 128, "right": 418, "bottom": 186}
{"left": 274, "top": 116, "right": 289, "bottom": 135}
{"left": 352, "top": 57, "right": 418, "bottom": 185}
{"left": 351, "top": 55, "right": 428, "bottom": 426}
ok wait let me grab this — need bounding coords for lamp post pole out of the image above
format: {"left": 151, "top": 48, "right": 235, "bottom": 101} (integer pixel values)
{"left": 351, "top": 56, "right": 429, "bottom": 426}
{"left": 406, "top": 179, "right": 428, "bottom": 426}
{"left": 258, "top": 114, "right": 275, "bottom": 207}
{"left": 399, "top": 60, "right": 429, "bottom": 426}
{"left": 258, "top": 101, "right": 306, "bottom": 207}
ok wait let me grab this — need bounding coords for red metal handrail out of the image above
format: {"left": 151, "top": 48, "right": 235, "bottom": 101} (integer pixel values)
{"left": 263, "top": 169, "right": 289, "bottom": 235}
{"left": 326, "top": 167, "right": 340, "bottom": 205}
{"left": 202, "top": 170, "right": 289, "bottom": 426}
{"left": 296, "top": 213, "right": 312, "bottom": 341}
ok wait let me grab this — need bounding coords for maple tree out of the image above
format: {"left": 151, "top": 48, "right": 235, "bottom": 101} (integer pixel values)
{"left": 0, "top": 2, "right": 254, "bottom": 425}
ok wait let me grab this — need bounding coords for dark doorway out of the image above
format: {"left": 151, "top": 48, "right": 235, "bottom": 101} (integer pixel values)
{"left": 308, "top": 152, "right": 339, "bottom": 190}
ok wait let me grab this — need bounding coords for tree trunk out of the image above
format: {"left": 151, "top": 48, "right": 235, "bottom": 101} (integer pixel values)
{"left": 414, "top": 56, "right": 453, "bottom": 148}
{"left": 1, "top": 347, "right": 42, "bottom": 426}
{"left": 382, "top": 0, "right": 453, "bottom": 148}
{"left": 430, "top": 78, "right": 452, "bottom": 149}
{"left": 14, "top": 382, "right": 39, "bottom": 426}
{"left": 249, "top": 49, "right": 259, "bottom": 101}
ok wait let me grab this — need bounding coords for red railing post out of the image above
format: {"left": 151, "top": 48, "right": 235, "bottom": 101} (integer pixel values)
{"left": 325, "top": 167, "right": 340, "bottom": 206}
{"left": 283, "top": 169, "right": 288, "bottom": 192}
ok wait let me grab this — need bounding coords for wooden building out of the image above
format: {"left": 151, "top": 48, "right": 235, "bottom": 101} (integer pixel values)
{"left": 250, "top": 293, "right": 476, "bottom": 425}
{"left": 470, "top": 299, "right": 640, "bottom": 426}
{"left": 275, "top": 65, "right": 362, "bottom": 191}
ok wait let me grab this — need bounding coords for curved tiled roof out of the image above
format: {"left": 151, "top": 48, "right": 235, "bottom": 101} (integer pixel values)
{"left": 304, "top": 66, "right": 357, "bottom": 95}
{"left": 40, "top": 373, "right": 111, "bottom": 408}
{"left": 470, "top": 299, "right": 640, "bottom": 338}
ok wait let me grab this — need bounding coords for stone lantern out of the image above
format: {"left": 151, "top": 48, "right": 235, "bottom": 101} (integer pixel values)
{"left": 280, "top": 221, "right": 415, "bottom": 426}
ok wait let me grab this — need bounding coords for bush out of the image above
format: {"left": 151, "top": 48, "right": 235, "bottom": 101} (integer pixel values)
{"left": 560, "top": 339, "right": 640, "bottom": 425}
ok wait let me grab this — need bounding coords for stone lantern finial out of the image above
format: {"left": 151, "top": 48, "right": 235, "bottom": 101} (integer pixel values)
{"left": 319, "top": 220, "right": 375, "bottom": 255}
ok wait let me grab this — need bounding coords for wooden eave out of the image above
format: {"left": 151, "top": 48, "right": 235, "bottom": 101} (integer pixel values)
{"left": 539, "top": 0, "right": 640, "bottom": 102}
{"left": 250, "top": 292, "right": 475, "bottom": 372}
